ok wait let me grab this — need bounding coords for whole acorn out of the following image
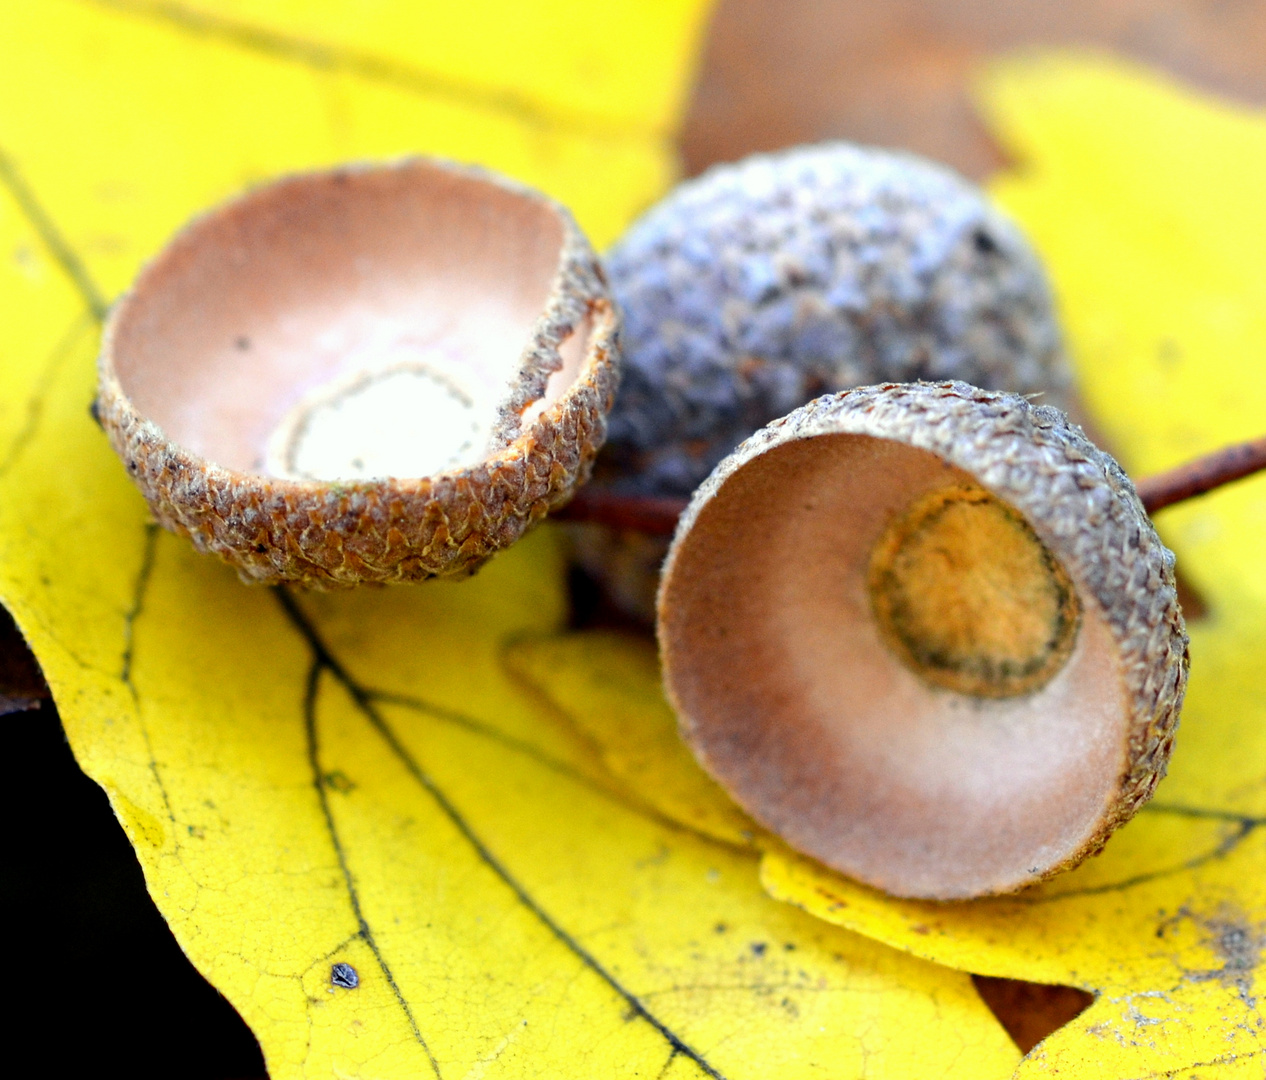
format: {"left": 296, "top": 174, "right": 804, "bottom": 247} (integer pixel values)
{"left": 573, "top": 142, "right": 1076, "bottom": 620}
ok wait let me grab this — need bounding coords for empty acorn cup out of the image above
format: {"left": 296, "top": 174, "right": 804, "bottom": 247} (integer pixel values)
{"left": 97, "top": 158, "right": 620, "bottom": 586}
{"left": 658, "top": 382, "right": 1188, "bottom": 900}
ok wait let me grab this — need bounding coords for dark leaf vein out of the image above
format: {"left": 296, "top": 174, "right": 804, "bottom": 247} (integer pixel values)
{"left": 277, "top": 588, "right": 730, "bottom": 1080}
{"left": 305, "top": 659, "right": 444, "bottom": 1078}
{"left": 0, "top": 145, "right": 108, "bottom": 320}
{"left": 86, "top": 0, "right": 664, "bottom": 142}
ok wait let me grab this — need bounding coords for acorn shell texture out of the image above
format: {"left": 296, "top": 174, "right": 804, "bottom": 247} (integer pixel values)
{"left": 601, "top": 142, "right": 1072, "bottom": 500}
{"left": 98, "top": 159, "right": 620, "bottom": 587}
{"left": 574, "top": 141, "right": 1074, "bottom": 623}
{"left": 658, "top": 382, "right": 1188, "bottom": 900}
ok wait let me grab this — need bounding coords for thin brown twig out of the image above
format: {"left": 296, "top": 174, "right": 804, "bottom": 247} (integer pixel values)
{"left": 553, "top": 490, "right": 687, "bottom": 534}
{"left": 1132, "top": 436, "right": 1266, "bottom": 514}
{"left": 556, "top": 435, "right": 1266, "bottom": 535}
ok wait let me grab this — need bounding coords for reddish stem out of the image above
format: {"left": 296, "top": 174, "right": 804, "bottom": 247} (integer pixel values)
{"left": 1132, "top": 436, "right": 1266, "bottom": 514}
{"left": 557, "top": 435, "right": 1266, "bottom": 535}
{"left": 554, "top": 490, "right": 689, "bottom": 534}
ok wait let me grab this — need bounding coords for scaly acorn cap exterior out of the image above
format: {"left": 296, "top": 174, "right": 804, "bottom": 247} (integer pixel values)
{"left": 97, "top": 159, "right": 620, "bottom": 587}
{"left": 658, "top": 382, "right": 1188, "bottom": 899}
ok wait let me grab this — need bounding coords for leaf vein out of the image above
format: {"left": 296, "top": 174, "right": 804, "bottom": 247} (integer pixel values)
{"left": 304, "top": 658, "right": 445, "bottom": 1079}
{"left": 1023, "top": 818, "right": 1262, "bottom": 902}
{"left": 121, "top": 522, "right": 181, "bottom": 830}
{"left": 0, "top": 145, "right": 108, "bottom": 320}
{"left": 0, "top": 313, "right": 95, "bottom": 481}
{"left": 368, "top": 684, "right": 752, "bottom": 853}
{"left": 83, "top": 0, "right": 664, "bottom": 142}
{"left": 277, "top": 588, "right": 732, "bottom": 1080}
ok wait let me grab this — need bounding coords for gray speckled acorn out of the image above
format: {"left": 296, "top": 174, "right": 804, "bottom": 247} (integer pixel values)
{"left": 575, "top": 142, "right": 1075, "bottom": 620}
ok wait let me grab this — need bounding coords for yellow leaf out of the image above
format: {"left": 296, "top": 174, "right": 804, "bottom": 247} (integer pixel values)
{"left": 762, "top": 54, "right": 1266, "bottom": 1078}
{"left": 979, "top": 52, "right": 1266, "bottom": 474}
{"left": 505, "top": 631, "right": 767, "bottom": 850}
{"left": 0, "top": 0, "right": 706, "bottom": 294}
{"left": 0, "top": 299, "right": 1023, "bottom": 1080}
{"left": 0, "top": 2, "right": 1023, "bottom": 1076}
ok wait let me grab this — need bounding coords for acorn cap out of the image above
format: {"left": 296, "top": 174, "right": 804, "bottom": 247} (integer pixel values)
{"left": 98, "top": 159, "right": 619, "bottom": 587}
{"left": 658, "top": 382, "right": 1188, "bottom": 899}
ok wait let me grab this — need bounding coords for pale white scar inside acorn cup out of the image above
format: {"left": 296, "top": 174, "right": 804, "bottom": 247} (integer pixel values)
{"left": 96, "top": 159, "right": 620, "bottom": 587}
{"left": 657, "top": 382, "right": 1189, "bottom": 900}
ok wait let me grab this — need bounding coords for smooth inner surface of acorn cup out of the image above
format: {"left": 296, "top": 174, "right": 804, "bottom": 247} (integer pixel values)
{"left": 661, "top": 430, "right": 1136, "bottom": 899}
{"left": 110, "top": 166, "right": 587, "bottom": 479}
{"left": 99, "top": 159, "right": 619, "bottom": 586}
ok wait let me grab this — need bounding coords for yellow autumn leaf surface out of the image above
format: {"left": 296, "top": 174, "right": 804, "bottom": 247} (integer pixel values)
{"left": 759, "top": 55, "right": 1266, "bottom": 1079}
{"left": 505, "top": 632, "right": 768, "bottom": 853}
{"left": 0, "top": 3, "right": 1025, "bottom": 1078}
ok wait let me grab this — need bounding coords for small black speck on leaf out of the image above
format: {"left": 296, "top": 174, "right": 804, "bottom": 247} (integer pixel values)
{"left": 88, "top": 398, "right": 103, "bottom": 429}
{"left": 750, "top": 942, "right": 767, "bottom": 958}
{"left": 331, "top": 962, "right": 359, "bottom": 989}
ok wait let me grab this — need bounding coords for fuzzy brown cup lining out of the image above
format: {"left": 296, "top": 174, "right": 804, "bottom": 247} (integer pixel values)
{"left": 98, "top": 159, "right": 620, "bottom": 586}
{"left": 658, "top": 382, "right": 1188, "bottom": 899}
{"left": 867, "top": 483, "right": 1082, "bottom": 699}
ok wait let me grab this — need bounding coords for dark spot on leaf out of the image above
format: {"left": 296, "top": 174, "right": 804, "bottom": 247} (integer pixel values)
{"left": 714, "top": 922, "right": 728, "bottom": 934}
{"left": 750, "top": 942, "right": 767, "bottom": 957}
{"left": 1179, "top": 903, "right": 1264, "bottom": 1007}
{"left": 88, "top": 398, "right": 103, "bottom": 429}
{"left": 324, "top": 771, "right": 355, "bottom": 794}
{"left": 235, "top": 336, "right": 251, "bottom": 350}
{"left": 331, "top": 962, "right": 359, "bottom": 989}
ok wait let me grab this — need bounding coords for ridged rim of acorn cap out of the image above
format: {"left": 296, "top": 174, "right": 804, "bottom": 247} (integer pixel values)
{"left": 657, "top": 381, "right": 1189, "bottom": 897}
{"left": 97, "top": 158, "right": 620, "bottom": 587}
